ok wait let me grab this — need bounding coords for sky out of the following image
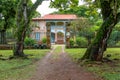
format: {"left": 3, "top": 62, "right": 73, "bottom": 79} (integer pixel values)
{"left": 31, "top": 0, "right": 57, "bottom": 16}
{"left": 31, "top": 0, "right": 83, "bottom": 16}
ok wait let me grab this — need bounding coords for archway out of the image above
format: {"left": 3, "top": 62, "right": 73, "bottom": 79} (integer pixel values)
{"left": 56, "top": 31, "right": 64, "bottom": 44}
{"left": 46, "top": 22, "right": 70, "bottom": 48}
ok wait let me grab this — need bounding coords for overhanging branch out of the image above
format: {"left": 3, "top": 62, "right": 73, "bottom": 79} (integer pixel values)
{"left": 29, "top": 0, "right": 44, "bottom": 16}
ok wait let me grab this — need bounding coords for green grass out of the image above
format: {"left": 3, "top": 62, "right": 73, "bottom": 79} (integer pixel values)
{"left": 65, "top": 48, "right": 86, "bottom": 61}
{"left": 53, "top": 46, "right": 62, "bottom": 53}
{"left": 65, "top": 48, "right": 120, "bottom": 80}
{"left": 0, "top": 49, "right": 49, "bottom": 80}
{"left": 104, "top": 48, "right": 120, "bottom": 59}
{"left": 52, "top": 45, "right": 62, "bottom": 59}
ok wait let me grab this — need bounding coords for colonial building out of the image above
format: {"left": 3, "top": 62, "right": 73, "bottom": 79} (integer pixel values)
{"left": 31, "top": 14, "right": 77, "bottom": 45}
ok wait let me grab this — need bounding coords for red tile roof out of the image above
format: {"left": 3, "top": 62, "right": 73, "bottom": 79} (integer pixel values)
{"left": 32, "top": 14, "right": 77, "bottom": 21}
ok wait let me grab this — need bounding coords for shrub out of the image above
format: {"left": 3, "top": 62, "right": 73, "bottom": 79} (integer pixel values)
{"left": 76, "top": 37, "right": 88, "bottom": 47}
{"left": 41, "top": 44, "right": 47, "bottom": 49}
{"left": 34, "top": 44, "right": 40, "bottom": 49}
{"left": 70, "top": 38, "right": 75, "bottom": 48}
{"left": 24, "top": 37, "right": 36, "bottom": 46}
{"left": 116, "top": 41, "right": 120, "bottom": 46}
{"left": 107, "top": 40, "right": 116, "bottom": 47}
{"left": 108, "top": 31, "right": 120, "bottom": 47}
{"left": 42, "top": 37, "right": 47, "bottom": 44}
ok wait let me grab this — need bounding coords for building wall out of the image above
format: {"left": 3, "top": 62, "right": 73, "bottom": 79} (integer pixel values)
{"left": 30, "top": 21, "right": 47, "bottom": 42}
{"left": 31, "top": 20, "right": 71, "bottom": 44}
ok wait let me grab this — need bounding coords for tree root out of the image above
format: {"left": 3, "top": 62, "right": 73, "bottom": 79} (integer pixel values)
{"left": 9, "top": 55, "right": 29, "bottom": 60}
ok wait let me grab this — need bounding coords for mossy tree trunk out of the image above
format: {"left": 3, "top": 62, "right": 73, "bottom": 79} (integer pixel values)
{"left": 82, "top": 0, "right": 120, "bottom": 61}
{"left": 14, "top": 0, "right": 43, "bottom": 57}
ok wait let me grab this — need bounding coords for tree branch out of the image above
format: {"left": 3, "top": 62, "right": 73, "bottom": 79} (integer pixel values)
{"left": 116, "top": 12, "right": 120, "bottom": 23}
{"left": 29, "top": 0, "right": 44, "bottom": 16}
{"left": 100, "top": 0, "right": 112, "bottom": 20}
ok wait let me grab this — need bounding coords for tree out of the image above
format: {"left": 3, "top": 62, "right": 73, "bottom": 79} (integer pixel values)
{"left": 51, "top": 0, "right": 120, "bottom": 61}
{"left": 107, "top": 23, "right": 120, "bottom": 46}
{"left": 14, "top": 0, "right": 44, "bottom": 57}
{"left": 0, "top": 0, "right": 16, "bottom": 44}
{"left": 51, "top": 2, "right": 100, "bottom": 22}
{"left": 50, "top": 0, "right": 78, "bottom": 11}
{"left": 70, "top": 18, "right": 92, "bottom": 43}
{"left": 82, "top": 0, "right": 120, "bottom": 61}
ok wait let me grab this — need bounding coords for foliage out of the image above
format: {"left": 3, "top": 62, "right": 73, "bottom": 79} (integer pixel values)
{"left": 81, "top": 0, "right": 120, "bottom": 60}
{"left": 70, "top": 17, "right": 95, "bottom": 44}
{"left": 95, "top": 19, "right": 103, "bottom": 26}
{"left": 76, "top": 37, "right": 88, "bottom": 47}
{"left": 116, "top": 41, "right": 120, "bottom": 46}
{"left": 0, "top": 0, "right": 16, "bottom": 29}
{"left": 14, "top": 0, "right": 44, "bottom": 56}
{"left": 107, "top": 31, "right": 120, "bottom": 46}
{"left": 51, "top": 1, "right": 100, "bottom": 22}
{"left": 34, "top": 37, "right": 47, "bottom": 49}
{"left": 70, "top": 38, "right": 75, "bottom": 48}
{"left": 107, "top": 23, "right": 120, "bottom": 46}
{"left": 50, "top": 0, "right": 78, "bottom": 11}
{"left": 42, "top": 37, "right": 47, "bottom": 44}
{"left": 0, "top": 0, "right": 17, "bottom": 44}
{"left": 24, "top": 37, "right": 36, "bottom": 46}
{"left": 78, "top": 26, "right": 95, "bottom": 42}
{"left": 6, "top": 28, "right": 15, "bottom": 39}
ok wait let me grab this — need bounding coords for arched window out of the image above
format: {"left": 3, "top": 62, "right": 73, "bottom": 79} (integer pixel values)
{"left": 56, "top": 22, "right": 64, "bottom": 26}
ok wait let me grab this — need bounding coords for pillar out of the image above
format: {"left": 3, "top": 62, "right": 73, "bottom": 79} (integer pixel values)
{"left": 55, "top": 29, "right": 57, "bottom": 43}
{"left": 65, "top": 22, "right": 71, "bottom": 48}
{"left": 46, "top": 22, "right": 51, "bottom": 48}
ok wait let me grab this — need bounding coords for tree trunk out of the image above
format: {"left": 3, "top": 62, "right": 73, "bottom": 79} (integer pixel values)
{"left": 13, "top": 0, "right": 28, "bottom": 57}
{"left": 13, "top": 0, "right": 43, "bottom": 57}
{"left": 81, "top": 0, "right": 120, "bottom": 61}
{"left": 0, "top": 30, "right": 7, "bottom": 44}
{"left": 82, "top": 14, "right": 117, "bottom": 61}
{"left": 86, "top": 37, "right": 91, "bottom": 46}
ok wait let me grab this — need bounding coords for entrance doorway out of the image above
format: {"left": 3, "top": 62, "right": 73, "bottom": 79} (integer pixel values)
{"left": 56, "top": 31, "right": 64, "bottom": 44}
{"left": 50, "top": 26, "right": 65, "bottom": 44}
{"left": 51, "top": 32, "right": 55, "bottom": 43}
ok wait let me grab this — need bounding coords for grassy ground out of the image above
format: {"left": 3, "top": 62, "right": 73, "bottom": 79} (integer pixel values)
{"left": 65, "top": 48, "right": 120, "bottom": 80}
{"left": 0, "top": 49, "right": 49, "bottom": 80}
{"left": 52, "top": 45, "right": 62, "bottom": 59}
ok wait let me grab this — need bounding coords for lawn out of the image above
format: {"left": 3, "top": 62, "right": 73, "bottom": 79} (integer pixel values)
{"left": 65, "top": 48, "right": 120, "bottom": 80}
{"left": 0, "top": 49, "right": 49, "bottom": 80}
{"left": 51, "top": 45, "right": 63, "bottom": 59}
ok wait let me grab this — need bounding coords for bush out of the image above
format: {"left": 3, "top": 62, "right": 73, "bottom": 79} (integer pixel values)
{"left": 70, "top": 38, "right": 75, "bottom": 48}
{"left": 41, "top": 44, "right": 47, "bottom": 49}
{"left": 42, "top": 37, "right": 47, "bottom": 44}
{"left": 76, "top": 37, "right": 88, "bottom": 47}
{"left": 34, "top": 44, "right": 40, "bottom": 49}
{"left": 108, "top": 31, "right": 120, "bottom": 47}
{"left": 107, "top": 40, "right": 116, "bottom": 47}
{"left": 24, "top": 37, "right": 36, "bottom": 46}
{"left": 116, "top": 41, "right": 120, "bottom": 46}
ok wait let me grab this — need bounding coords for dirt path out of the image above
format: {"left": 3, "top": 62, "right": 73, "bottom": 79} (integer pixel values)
{"left": 30, "top": 45, "right": 102, "bottom": 80}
